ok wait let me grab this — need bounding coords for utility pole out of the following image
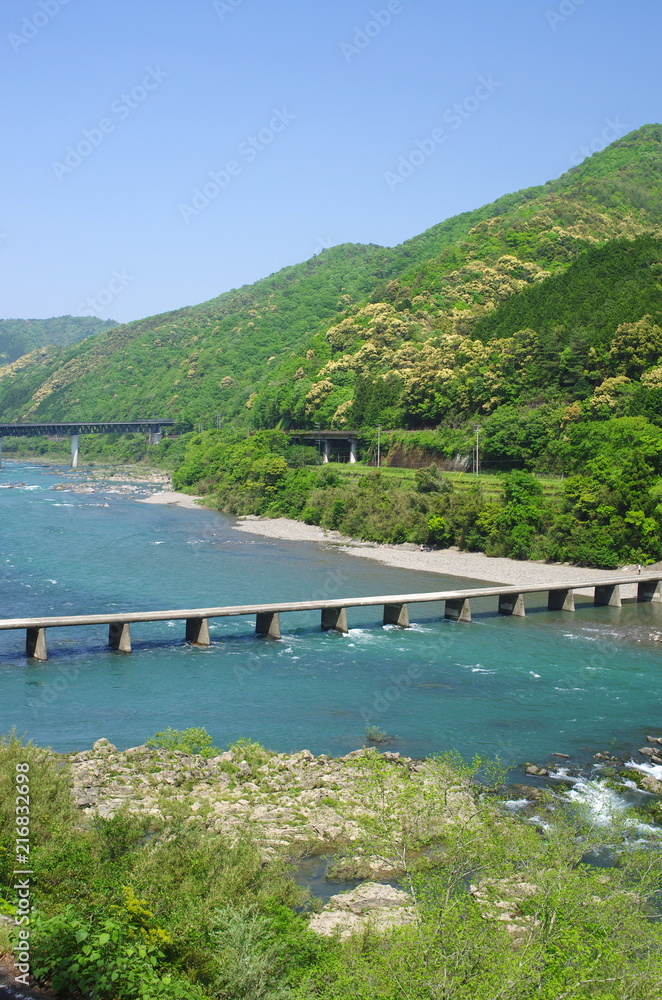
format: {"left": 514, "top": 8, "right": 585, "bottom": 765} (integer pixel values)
{"left": 473, "top": 425, "right": 480, "bottom": 475}
{"left": 376, "top": 425, "right": 381, "bottom": 468}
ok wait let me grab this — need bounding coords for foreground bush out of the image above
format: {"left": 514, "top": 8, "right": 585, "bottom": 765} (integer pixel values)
{"left": 2, "top": 734, "right": 662, "bottom": 998}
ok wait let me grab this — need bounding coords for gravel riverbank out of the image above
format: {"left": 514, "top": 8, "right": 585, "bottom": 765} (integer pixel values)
{"left": 137, "top": 490, "right": 203, "bottom": 509}
{"left": 233, "top": 515, "right": 654, "bottom": 597}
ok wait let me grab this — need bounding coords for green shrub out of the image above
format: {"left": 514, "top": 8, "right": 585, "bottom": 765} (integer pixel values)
{"left": 228, "top": 737, "right": 271, "bottom": 768}
{"left": 145, "top": 727, "right": 220, "bottom": 757}
{"left": 30, "top": 890, "right": 202, "bottom": 1000}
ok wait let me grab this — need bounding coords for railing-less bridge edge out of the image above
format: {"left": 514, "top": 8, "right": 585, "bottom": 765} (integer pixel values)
{"left": 1, "top": 575, "right": 660, "bottom": 661}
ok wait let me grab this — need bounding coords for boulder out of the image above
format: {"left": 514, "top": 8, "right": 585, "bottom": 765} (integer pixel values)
{"left": 638, "top": 774, "right": 662, "bottom": 796}
{"left": 308, "top": 882, "right": 417, "bottom": 940}
{"left": 507, "top": 784, "right": 548, "bottom": 802}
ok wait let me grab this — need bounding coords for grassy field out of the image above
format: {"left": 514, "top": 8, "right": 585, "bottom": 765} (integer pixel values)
{"left": 331, "top": 463, "right": 564, "bottom": 499}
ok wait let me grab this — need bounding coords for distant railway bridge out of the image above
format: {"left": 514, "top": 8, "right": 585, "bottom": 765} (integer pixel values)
{"left": 0, "top": 420, "right": 175, "bottom": 468}
{"left": 288, "top": 429, "right": 359, "bottom": 463}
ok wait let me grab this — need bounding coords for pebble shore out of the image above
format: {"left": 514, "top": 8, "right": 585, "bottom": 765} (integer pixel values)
{"left": 232, "top": 514, "right": 655, "bottom": 596}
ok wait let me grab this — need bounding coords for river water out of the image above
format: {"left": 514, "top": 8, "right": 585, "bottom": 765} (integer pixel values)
{"left": 2, "top": 460, "right": 662, "bottom": 766}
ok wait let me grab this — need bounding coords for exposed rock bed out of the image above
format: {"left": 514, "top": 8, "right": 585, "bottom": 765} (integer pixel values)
{"left": 66, "top": 739, "right": 473, "bottom": 862}
{"left": 308, "top": 883, "right": 417, "bottom": 939}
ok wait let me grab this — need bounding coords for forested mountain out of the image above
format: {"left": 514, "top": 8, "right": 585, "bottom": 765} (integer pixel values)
{"left": 1, "top": 123, "right": 660, "bottom": 429}
{"left": 0, "top": 316, "right": 117, "bottom": 366}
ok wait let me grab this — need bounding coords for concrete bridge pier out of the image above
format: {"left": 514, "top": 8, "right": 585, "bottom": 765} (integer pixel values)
{"left": 548, "top": 588, "right": 575, "bottom": 612}
{"left": 109, "top": 622, "right": 131, "bottom": 652}
{"left": 595, "top": 584, "right": 621, "bottom": 607}
{"left": 349, "top": 438, "right": 357, "bottom": 464}
{"left": 71, "top": 434, "right": 79, "bottom": 469}
{"left": 26, "top": 627, "right": 47, "bottom": 661}
{"left": 256, "top": 612, "right": 281, "bottom": 639}
{"left": 0, "top": 438, "right": 2, "bottom": 469}
{"left": 186, "top": 617, "right": 211, "bottom": 646}
{"left": 498, "top": 593, "right": 526, "bottom": 616}
{"left": 383, "top": 603, "right": 410, "bottom": 627}
{"left": 321, "top": 607, "right": 348, "bottom": 633}
{"left": 638, "top": 579, "right": 662, "bottom": 602}
{"left": 321, "top": 439, "right": 330, "bottom": 464}
{"left": 445, "top": 598, "right": 471, "bottom": 622}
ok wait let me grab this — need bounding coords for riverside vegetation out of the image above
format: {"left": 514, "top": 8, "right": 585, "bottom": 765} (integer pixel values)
{"left": 2, "top": 729, "right": 662, "bottom": 999}
{"left": 172, "top": 425, "right": 662, "bottom": 568}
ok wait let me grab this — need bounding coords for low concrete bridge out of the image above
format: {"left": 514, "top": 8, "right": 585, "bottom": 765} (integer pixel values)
{"left": 1, "top": 574, "right": 659, "bottom": 661}
{"left": 0, "top": 420, "right": 174, "bottom": 468}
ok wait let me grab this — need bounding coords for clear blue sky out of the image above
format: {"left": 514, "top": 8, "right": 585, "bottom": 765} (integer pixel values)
{"left": 1, "top": 0, "right": 660, "bottom": 324}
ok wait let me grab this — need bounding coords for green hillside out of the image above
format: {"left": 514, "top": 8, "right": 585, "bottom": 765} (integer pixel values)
{"left": 0, "top": 315, "right": 117, "bottom": 365}
{"left": 1, "top": 124, "right": 660, "bottom": 429}
{"left": 472, "top": 235, "right": 662, "bottom": 346}
{"left": 281, "top": 233, "right": 662, "bottom": 430}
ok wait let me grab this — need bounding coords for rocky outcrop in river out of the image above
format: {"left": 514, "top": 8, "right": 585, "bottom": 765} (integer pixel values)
{"left": 66, "top": 739, "right": 474, "bottom": 865}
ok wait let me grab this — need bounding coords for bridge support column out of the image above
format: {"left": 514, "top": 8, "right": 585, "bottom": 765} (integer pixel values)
{"left": 26, "top": 628, "right": 47, "bottom": 661}
{"left": 548, "top": 589, "right": 575, "bottom": 612}
{"left": 322, "top": 439, "right": 330, "bottom": 464}
{"left": 638, "top": 579, "right": 662, "bottom": 603}
{"left": 445, "top": 598, "right": 471, "bottom": 622}
{"left": 498, "top": 593, "right": 526, "bottom": 617}
{"left": 256, "top": 612, "right": 281, "bottom": 639}
{"left": 321, "top": 607, "right": 348, "bottom": 633}
{"left": 186, "top": 617, "right": 210, "bottom": 646}
{"left": 594, "top": 584, "right": 621, "bottom": 608}
{"left": 383, "top": 603, "right": 409, "bottom": 627}
{"left": 109, "top": 622, "right": 131, "bottom": 652}
{"left": 349, "top": 438, "right": 357, "bottom": 464}
{"left": 149, "top": 430, "right": 162, "bottom": 446}
{"left": 71, "top": 434, "right": 79, "bottom": 469}
{"left": 0, "top": 438, "right": 2, "bottom": 469}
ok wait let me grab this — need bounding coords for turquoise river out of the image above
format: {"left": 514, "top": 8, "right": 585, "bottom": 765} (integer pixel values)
{"left": 1, "top": 460, "right": 662, "bottom": 768}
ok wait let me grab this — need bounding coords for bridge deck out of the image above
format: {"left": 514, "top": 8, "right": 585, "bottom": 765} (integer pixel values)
{"left": 0, "top": 421, "right": 174, "bottom": 437}
{"left": 0, "top": 575, "right": 656, "bottom": 631}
